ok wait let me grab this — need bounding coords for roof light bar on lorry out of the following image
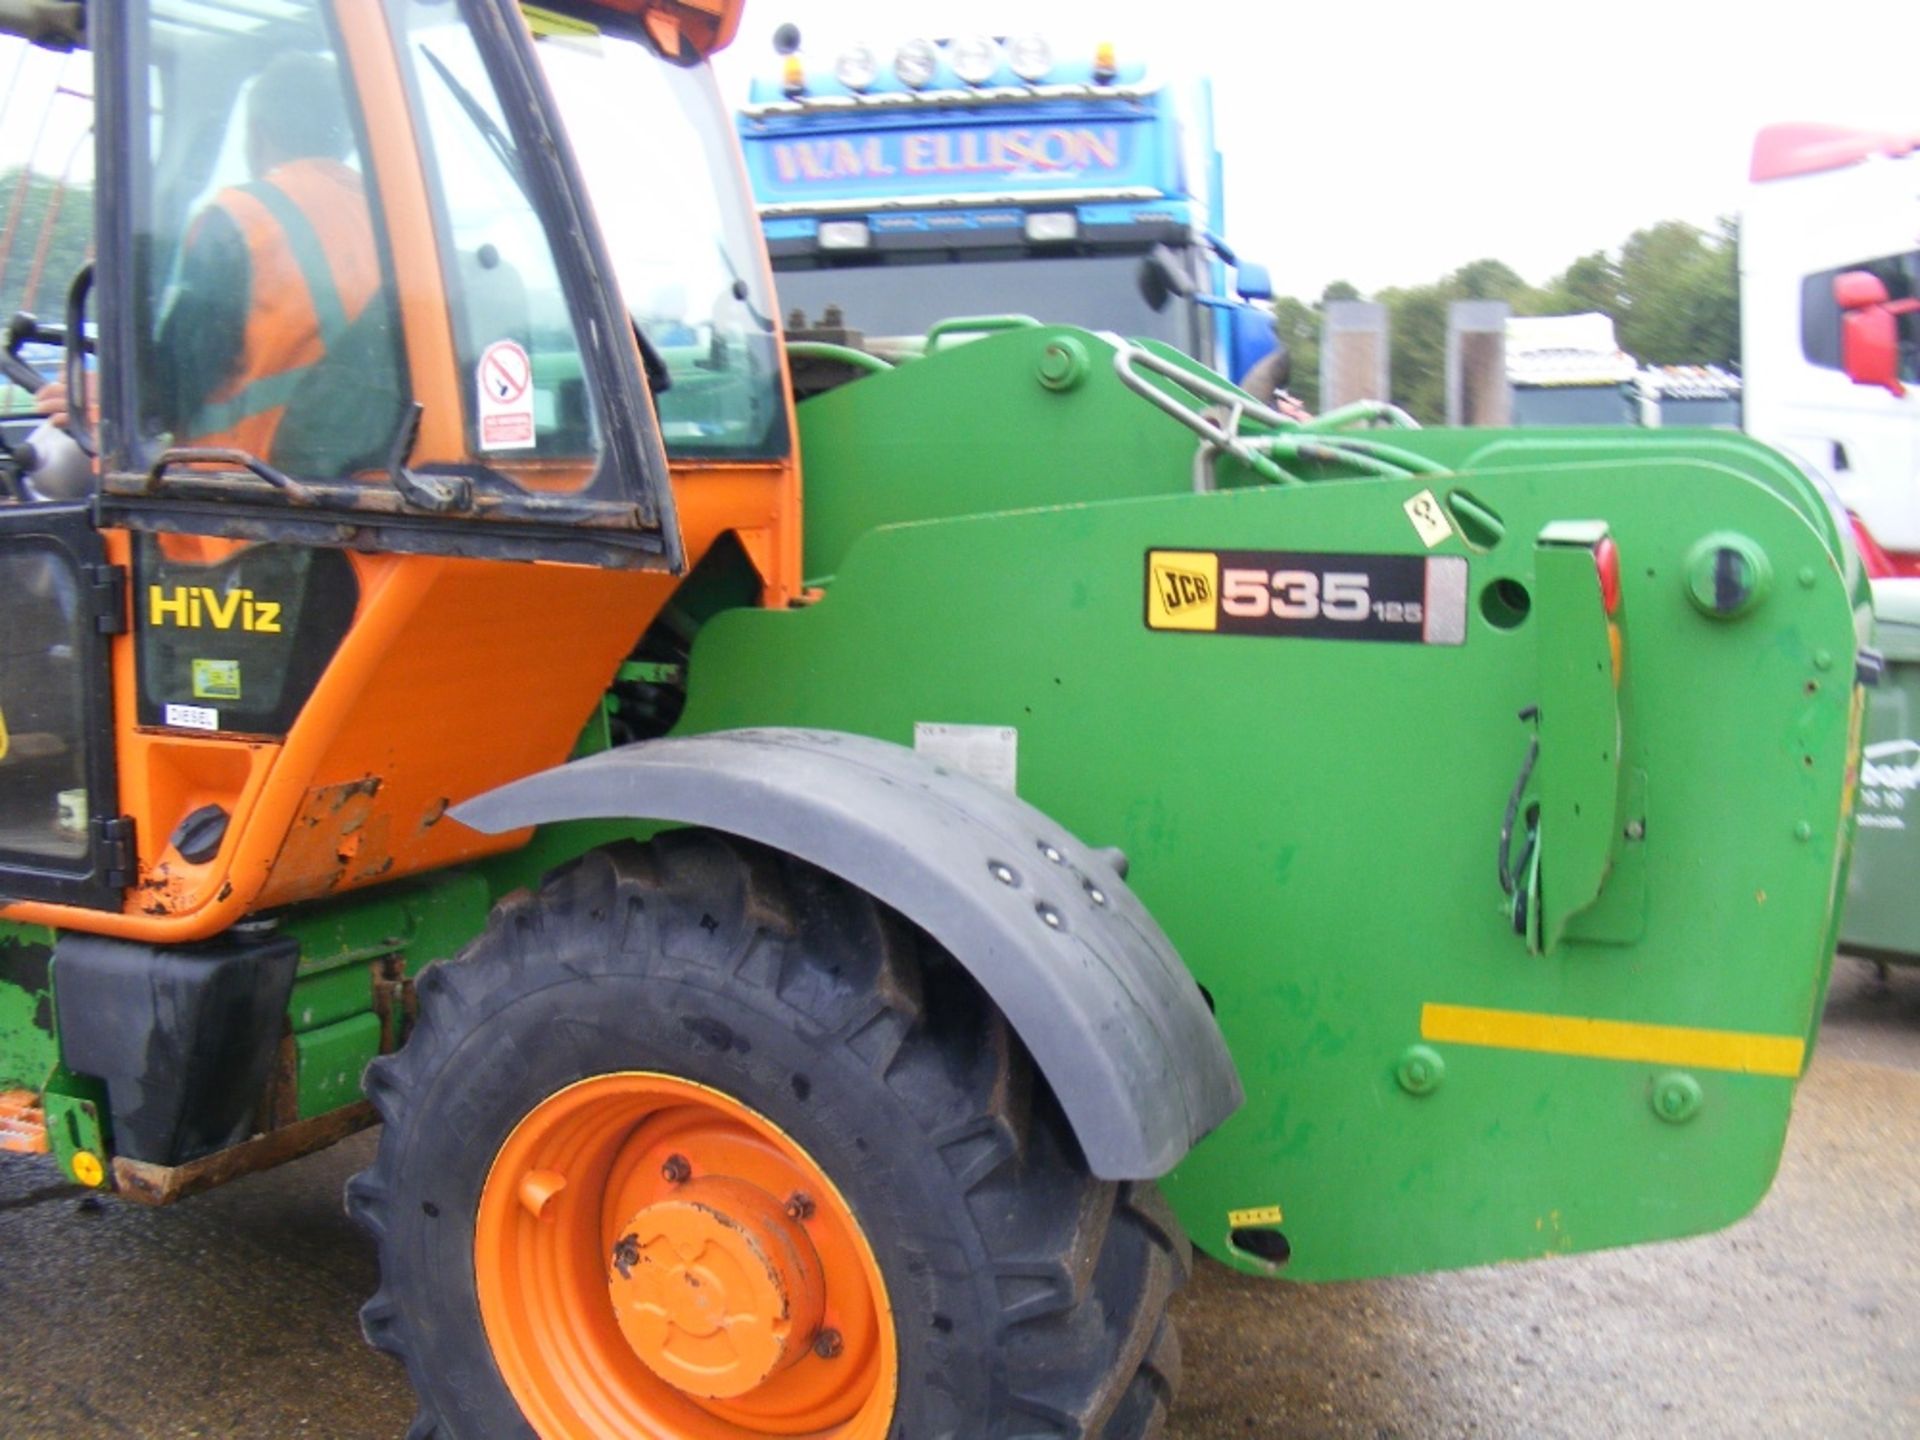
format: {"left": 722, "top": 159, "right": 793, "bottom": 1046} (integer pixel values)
{"left": 1092, "top": 40, "right": 1119, "bottom": 84}
{"left": 834, "top": 42, "right": 879, "bottom": 92}
{"left": 781, "top": 52, "right": 805, "bottom": 96}
{"left": 950, "top": 36, "right": 1001, "bottom": 86}
{"left": 895, "top": 38, "right": 938, "bottom": 88}
{"left": 1007, "top": 34, "right": 1053, "bottom": 84}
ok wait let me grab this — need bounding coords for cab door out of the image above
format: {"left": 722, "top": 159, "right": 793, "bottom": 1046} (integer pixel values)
{"left": 89, "top": 0, "right": 679, "bottom": 569}
{"left": 0, "top": 505, "right": 126, "bottom": 908}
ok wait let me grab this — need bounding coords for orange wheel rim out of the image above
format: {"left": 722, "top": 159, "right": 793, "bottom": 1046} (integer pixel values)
{"left": 476, "top": 1073, "right": 897, "bottom": 1439}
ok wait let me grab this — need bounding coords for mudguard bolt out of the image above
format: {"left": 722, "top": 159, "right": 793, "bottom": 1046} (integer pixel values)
{"left": 989, "top": 861, "right": 1018, "bottom": 886}
{"left": 814, "top": 1328, "right": 844, "bottom": 1359}
{"left": 1794, "top": 821, "right": 1813, "bottom": 842}
{"left": 1624, "top": 819, "right": 1646, "bottom": 842}
{"left": 661, "top": 1154, "right": 691, "bottom": 1184}
{"left": 785, "top": 1192, "right": 815, "bottom": 1221}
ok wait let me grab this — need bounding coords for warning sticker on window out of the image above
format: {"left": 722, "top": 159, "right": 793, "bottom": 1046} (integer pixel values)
{"left": 1146, "top": 549, "right": 1468, "bottom": 645}
{"left": 477, "top": 339, "right": 536, "bottom": 451}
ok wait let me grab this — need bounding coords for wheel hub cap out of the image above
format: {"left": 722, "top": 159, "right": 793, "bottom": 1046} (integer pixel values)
{"left": 607, "top": 1175, "right": 827, "bottom": 1399}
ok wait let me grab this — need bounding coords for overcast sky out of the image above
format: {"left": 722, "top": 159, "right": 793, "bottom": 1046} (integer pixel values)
{"left": 2, "top": 2, "right": 1911, "bottom": 300}
{"left": 714, "top": 0, "right": 1919, "bottom": 298}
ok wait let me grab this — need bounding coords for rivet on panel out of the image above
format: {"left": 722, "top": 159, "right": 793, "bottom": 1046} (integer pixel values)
{"left": 1651, "top": 1072, "right": 1702, "bottom": 1124}
{"left": 1396, "top": 1044, "right": 1445, "bottom": 1097}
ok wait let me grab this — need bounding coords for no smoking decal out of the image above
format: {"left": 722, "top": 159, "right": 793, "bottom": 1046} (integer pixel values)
{"left": 477, "top": 338, "right": 535, "bottom": 451}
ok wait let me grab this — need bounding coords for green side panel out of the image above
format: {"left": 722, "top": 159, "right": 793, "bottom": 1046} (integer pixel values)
{"left": 0, "top": 922, "right": 57, "bottom": 1092}
{"left": 42, "top": 1070, "right": 108, "bottom": 1184}
{"left": 282, "top": 869, "right": 494, "bottom": 982}
{"left": 1842, "top": 585, "right": 1920, "bottom": 961}
{"left": 676, "top": 329, "right": 1861, "bottom": 1284}
{"left": 295, "top": 1013, "right": 382, "bottom": 1119}
{"left": 289, "top": 961, "right": 377, "bottom": 1035}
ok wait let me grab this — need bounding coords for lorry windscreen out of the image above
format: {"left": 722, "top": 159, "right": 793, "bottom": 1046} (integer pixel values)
{"left": 774, "top": 252, "right": 1195, "bottom": 350}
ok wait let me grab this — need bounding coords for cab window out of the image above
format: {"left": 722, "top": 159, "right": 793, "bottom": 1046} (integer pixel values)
{"left": 1802, "top": 250, "right": 1920, "bottom": 384}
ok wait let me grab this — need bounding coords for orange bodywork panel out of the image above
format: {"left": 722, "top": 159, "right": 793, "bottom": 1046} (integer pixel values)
{"left": 591, "top": 1, "right": 743, "bottom": 59}
{"left": 0, "top": 1090, "right": 49, "bottom": 1154}
{"left": 0, "top": 453, "right": 799, "bottom": 943}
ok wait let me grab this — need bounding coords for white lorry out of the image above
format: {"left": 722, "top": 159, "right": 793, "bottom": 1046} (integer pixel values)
{"left": 1741, "top": 122, "right": 1920, "bottom": 564}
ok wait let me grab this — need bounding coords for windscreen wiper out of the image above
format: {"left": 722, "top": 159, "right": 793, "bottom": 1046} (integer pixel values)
{"left": 419, "top": 45, "right": 525, "bottom": 190}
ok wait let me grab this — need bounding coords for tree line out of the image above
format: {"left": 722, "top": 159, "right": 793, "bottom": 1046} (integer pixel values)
{"left": 1270, "top": 218, "right": 1740, "bottom": 423}
{"left": 0, "top": 168, "right": 93, "bottom": 325}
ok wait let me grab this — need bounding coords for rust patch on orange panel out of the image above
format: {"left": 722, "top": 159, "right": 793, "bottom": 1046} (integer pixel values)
{"left": 266, "top": 776, "right": 392, "bottom": 901}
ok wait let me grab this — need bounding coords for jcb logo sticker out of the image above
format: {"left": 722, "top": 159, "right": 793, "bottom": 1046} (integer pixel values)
{"left": 147, "top": 585, "right": 282, "bottom": 634}
{"left": 1146, "top": 551, "right": 1220, "bottom": 631}
{"left": 1145, "top": 547, "right": 1468, "bottom": 646}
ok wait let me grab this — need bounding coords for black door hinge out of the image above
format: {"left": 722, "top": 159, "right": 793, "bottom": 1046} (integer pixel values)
{"left": 87, "top": 563, "right": 129, "bottom": 635}
{"left": 94, "top": 815, "right": 138, "bottom": 891}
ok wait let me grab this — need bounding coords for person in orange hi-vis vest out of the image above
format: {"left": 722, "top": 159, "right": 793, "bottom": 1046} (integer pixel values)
{"left": 149, "top": 50, "right": 382, "bottom": 464}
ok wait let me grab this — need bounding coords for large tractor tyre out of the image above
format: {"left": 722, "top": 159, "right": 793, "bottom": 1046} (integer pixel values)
{"left": 348, "top": 831, "right": 1189, "bottom": 1439}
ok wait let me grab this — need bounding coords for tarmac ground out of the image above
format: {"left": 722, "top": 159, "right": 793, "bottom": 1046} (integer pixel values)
{"left": 1, "top": 957, "right": 1914, "bottom": 1439}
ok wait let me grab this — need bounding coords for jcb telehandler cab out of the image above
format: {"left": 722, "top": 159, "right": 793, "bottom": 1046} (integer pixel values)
{"left": 0, "top": 2, "right": 1871, "bottom": 1436}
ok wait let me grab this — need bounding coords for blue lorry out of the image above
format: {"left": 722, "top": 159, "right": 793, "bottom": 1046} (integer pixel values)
{"left": 736, "top": 30, "right": 1280, "bottom": 384}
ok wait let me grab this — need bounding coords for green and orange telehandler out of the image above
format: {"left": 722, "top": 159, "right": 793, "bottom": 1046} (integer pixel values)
{"left": 0, "top": 2, "right": 1872, "bottom": 1435}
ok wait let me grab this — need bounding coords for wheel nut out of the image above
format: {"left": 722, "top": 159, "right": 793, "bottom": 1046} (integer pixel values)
{"left": 813, "top": 1327, "right": 843, "bottom": 1359}
{"left": 785, "top": 1191, "right": 816, "bottom": 1221}
{"left": 661, "top": 1153, "right": 691, "bottom": 1184}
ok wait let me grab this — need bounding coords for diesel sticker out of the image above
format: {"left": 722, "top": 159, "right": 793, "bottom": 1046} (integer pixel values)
{"left": 163, "top": 703, "right": 220, "bottom": 732}
{"left": 1146, "top": 549, "right": 1468, "bottom": 645}
{"left": 191, "top": 659, "right": 242, "bottom": 701}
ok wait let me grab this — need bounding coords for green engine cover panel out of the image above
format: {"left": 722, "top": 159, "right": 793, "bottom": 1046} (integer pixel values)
{"left": 676, "top": 327, "right": 1864, "bottom": 1283}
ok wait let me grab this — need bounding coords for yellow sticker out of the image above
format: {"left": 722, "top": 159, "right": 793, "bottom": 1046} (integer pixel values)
{"left": 1146, "top": 550, "right": 1220, "bottom": 631}
{"left": 522, "top": 4, "right": 600, "bottom": 39}
{"left": 1420, "top": 1002, "right": 1806, "bottom": 1078}
{"left": 71, "top": 1150, "right": 105, "bottom": 1188}
{"left": 1227, "top": 1204, "right": 1284, "bottom": 1228}
{"left": 1404, "top": 489, "right": 1453, "bottom": 548}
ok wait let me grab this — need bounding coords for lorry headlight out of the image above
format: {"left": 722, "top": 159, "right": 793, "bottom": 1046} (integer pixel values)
{"left": 819, "top": 220, "right": 872, "bottom": 251}
{"left": 834, "top": 43, "right": 879, "bottom": 92}
{"left": 949, "top": 36, "right": 1001, "bottom": 86}
{"left": 1007, "top": 35, "right": 1053, "bottom": 83}
{"left": 894, "top": 38, "right": 938, "bottom": 89}
{"left": 1025, "top": 212, "right": 1078, "bottom": 243}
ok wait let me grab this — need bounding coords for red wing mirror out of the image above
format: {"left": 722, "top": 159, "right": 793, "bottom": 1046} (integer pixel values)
{"left": 1836, "top": 269, "right": 1911, "bottom": 397}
